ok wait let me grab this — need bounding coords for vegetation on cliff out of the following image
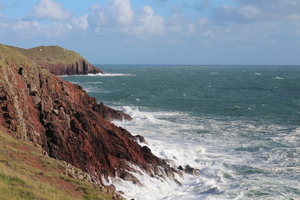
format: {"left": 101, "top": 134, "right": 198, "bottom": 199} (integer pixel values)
{"left": 0, "top": 44, "right": 124, "bottom": 199}
{"left": 12, "top": 45, "right": 82, "bottom": 65}
{"left": 0, "top": 128, "right": 123, "bottom": 200}
{"left": 11, "top": 45, "right": 103, "bottom": 75}
{"left": 0, "top": 43, "right": 184, "bottom": 199}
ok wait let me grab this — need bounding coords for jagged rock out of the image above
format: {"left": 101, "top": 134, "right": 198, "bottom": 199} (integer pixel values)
{"left": 40, "top": 60, "right": 102, "bottom": 75}
{"left": 0, "top": 44, "right": 182, "bottom": 190}
{"left": 64, "top": 161, "right": 92, "bottom": 182}
{"left": 118, "top": 171, "right": 143, "bottom": 186}
{"left": 184, "top": 165, "right": 201, "bottom": 176}
{"left": 134, "top": 135, "right": 148, "bottom": 144}
{"left": 93, "top": 102, "right": 132, "bottom": 122}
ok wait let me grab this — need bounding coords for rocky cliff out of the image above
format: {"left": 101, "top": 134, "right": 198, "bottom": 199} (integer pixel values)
{"left": 0, "top": 44, "right": 182, "bottom": 193}
{"left": 12, "top": 45, "right": 102, "bottom": 75}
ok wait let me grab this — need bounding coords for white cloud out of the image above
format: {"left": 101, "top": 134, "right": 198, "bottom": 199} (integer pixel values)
{"left": 222, "top": 5, "right": 236, "bottom": 12}
{"left": 89, "top": 3, "right": 107, "bottom": 26}
{"left": 29, "top": 0, "right": 72, "bottom": 21}
{"left": 1, "top": 0, "right": 299, "bottom": 65}
{"left": 0, "top": 15, "right": 74, "bottom": 40}
{"left": 0, "top": 19, "right": 40, "bottom": 38}
{"left": 166, "top": 9, "right": 193, "bottom": 35}
{"left": 142, "top": 5, "right": 154, "bottom": 16}
{"left": 72, "top": 14, "right": 89, "bottom": 30}
{"left": 286, "top": 14, "right": 300, "bottom": 20}
{"left": 49, "top": 22, "right": 73, "bottom": 37}
{"left": 32, "top": 21, "right": 40, "bottom": 27}
{"left": 279, "top": 0, "right": 298, "bottom": 5}
{"left": 197, "top": 17, "right": 209, "bottom": 25}
{"left": 186, "top": 23, "right": 195, "bottom": 35}
{"left": 108, "top": 0, "right": 133, "bottom": 25}
{"left": 12, "top": 20, "right": 32, "bottom": 31}
{"left": 88, "top": 2, "right": 166, "bottom": 36}
{"left": 89, "top": 0, "right": 134, "bottom": 27}
{"left": 202, "top": 30, "right": 214, "bottom": 38}
{"left": 216, "top": 1, "right": 300, "bottom": 23}
{"left": 129, "top": 5, "right": 165, "bottom": 35}
{"left": 238, "top": 5, "right": 261, "bottom": 19}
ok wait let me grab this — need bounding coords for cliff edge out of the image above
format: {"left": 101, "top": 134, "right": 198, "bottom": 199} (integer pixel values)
{"left": 0, "top": 44, "right": 183, "bottom": 196}
{"left": 12, "top": 45, "right": 102, "bottom": 75}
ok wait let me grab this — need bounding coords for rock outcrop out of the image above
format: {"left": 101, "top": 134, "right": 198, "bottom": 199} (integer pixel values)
{"left": 0, "top": 44, "right": 181, "bottom": 189}
{"left": 12, "top": 45, "right": 103, "bottom": 75}
{"left": 178, "top": 165, "right": 201, "bottom": 176}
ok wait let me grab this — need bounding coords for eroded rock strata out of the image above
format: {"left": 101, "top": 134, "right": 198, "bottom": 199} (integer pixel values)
{"left": 0, "top": 44, "right": 182, "bottom": 190}
{"left": 12, "top": 45, "right": 103, "bottom": 75}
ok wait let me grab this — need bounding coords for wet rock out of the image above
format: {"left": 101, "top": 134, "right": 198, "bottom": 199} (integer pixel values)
{"left": 0, "top": 44, "right": 183, "bottom": 194}
{"left": 118, "top": 171, "right": 143, "bottom": 186}
{"left": 184, "top": 165, "right": 201, "bottom": 176}
{"left": 134, "top": 135, "right": 148, "bottom": 144}
{"left": 93, "top": 102, "right": 132, "bottom": 122}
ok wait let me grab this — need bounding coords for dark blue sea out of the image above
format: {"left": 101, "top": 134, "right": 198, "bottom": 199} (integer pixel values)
{"left": 63, "top": 65, "right": 300, "bottom": 200}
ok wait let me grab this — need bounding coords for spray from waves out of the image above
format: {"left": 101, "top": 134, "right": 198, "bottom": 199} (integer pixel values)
{"left": 60, "top": 73, "right": 135, "bottom": 77}
{"left": 87, "top": 72, "right": 136, "bottom": 77}
{"left": 108, "top": 164, "right": 188, "bottom": 200}
{"left": 110, "top": 106, "right": 230, "bottom": 200}
{"left": 110, "top": 105, "right": 300, "bottom": 200}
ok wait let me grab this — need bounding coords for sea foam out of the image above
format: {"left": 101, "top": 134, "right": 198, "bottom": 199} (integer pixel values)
{"left": 111, "top": 105, "right": 300, "bottom": 200}
{"left": 63, "top": 65, "right": 300, "bottom": 200}
{"left": 87, "top": 73, "right": 135, "bottom": 77}
{"left": 111, "top": 106, "right": 227, "bottom": 200}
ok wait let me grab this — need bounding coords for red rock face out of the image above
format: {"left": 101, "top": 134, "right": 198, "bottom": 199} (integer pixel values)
{"left": 38, "top": 59, "right": 103, "bottom": 75}
{"left": 0, "top": 47, "right": 181, "bottom": 186}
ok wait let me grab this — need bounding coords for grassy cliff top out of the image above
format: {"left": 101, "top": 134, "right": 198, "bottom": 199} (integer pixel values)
{"left": 11, "top": 45, "right": 85, "bottom": 65}
{"left": 0, "top": 44, "right": 51, "bottom": 82}
{"left": 0, "top": 44, "right": 39, "bottom": 68}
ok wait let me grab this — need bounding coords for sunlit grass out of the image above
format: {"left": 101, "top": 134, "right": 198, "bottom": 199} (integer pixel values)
{"left": 0, "top": 130, "right": 123, "bottom": 200}
{"left": 12, "top": 45, "right": 83, "bottom": 65}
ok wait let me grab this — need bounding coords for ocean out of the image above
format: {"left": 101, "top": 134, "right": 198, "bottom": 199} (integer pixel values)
{"left": 63, "top": 65, "right": 300, "bottom": 200}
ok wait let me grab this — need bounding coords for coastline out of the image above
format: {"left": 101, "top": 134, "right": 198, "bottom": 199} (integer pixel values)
{"left": 0, "top": 44, "right": 198, "bottom": 199}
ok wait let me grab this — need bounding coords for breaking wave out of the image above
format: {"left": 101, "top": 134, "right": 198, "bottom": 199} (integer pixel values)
{"left": 87, "top": 73, "right": 136, "bottom": 77}
{"left": 111, "top": 105, "right": 300, "bottom": 200}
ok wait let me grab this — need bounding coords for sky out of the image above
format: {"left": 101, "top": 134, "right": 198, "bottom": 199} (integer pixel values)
{"left": 0, "top": 0, "right": 300, "bottom": 65}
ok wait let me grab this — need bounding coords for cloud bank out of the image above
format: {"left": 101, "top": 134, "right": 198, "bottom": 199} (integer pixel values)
{"left": 0, "top": 0, "right": 300, "bottom": 64}
{"left": 3, "top": 0, "right": 296, "bottom": 38}
{"left": 29, "top": 0, "right": 72, "bottom": 21}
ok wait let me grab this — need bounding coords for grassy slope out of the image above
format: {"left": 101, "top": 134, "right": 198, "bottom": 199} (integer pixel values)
{"left": 0, "top": 44, "right": 51, "bottom": 79}
{"left": 11, "top": 45, "right": 84, "bottom": 65}
{"left": 0, "top": 44, "right": 122, "bottom": 200}
{"left": 0, "top": 129, "right": 118, "bottom": 200}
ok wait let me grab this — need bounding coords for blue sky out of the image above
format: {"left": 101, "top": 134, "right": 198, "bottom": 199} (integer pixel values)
{"left": 0, "top": 0, "right": 299, "bottom": 65}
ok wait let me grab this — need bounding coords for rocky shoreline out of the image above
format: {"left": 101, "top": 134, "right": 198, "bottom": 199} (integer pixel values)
{"left": 0, "top": 44, "right": 200, "bottom": 198}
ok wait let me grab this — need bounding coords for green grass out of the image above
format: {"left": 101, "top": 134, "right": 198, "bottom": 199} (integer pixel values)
{"left": 0, "top": 44, "right": 50, "bottom": 82}
{"left": 1, "top": 44, "right": 37, "bottom": 69}
{"left": 0, "top": 130, "right": 123, "bottom": 200}
{"left": 0, "top": 44, "right": 123, "bottom": 199}
{"left": 12, "top": 45, "right": 84, "bottom": 65}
